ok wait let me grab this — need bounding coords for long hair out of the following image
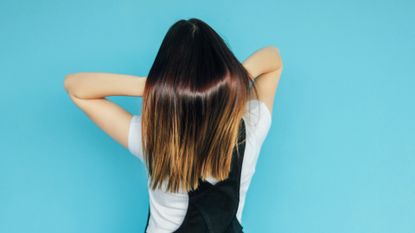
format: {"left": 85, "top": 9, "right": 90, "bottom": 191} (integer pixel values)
{"left": 142, "top": 18, "right": 259, "bottom": 193}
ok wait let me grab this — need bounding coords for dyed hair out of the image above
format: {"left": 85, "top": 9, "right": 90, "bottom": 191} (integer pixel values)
{"left": 142, "top": 18, "right": 259, "bottom": 193}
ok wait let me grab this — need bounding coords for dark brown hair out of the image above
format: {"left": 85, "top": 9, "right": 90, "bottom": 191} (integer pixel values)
{"left": 142, "top": 18, "right": 258, "bottom": 193}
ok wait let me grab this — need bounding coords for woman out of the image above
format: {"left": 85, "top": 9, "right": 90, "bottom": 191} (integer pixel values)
{"left": 64, "top": 18, "right": 283, "bottom": 233}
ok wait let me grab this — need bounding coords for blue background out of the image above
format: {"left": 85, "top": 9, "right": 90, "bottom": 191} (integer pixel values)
{"left": 1, "top": 0, "right": 414, "bottom": 232}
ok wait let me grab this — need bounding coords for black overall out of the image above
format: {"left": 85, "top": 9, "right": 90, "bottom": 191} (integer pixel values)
{"left": 144, "top": 119, "right": 246, "bottom": 233}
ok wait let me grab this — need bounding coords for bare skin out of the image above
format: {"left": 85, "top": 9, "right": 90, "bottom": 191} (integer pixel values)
{"left": 243, "top": 46, "right": 284, "bottom": 114}
{"left": 63, "top": 46, "right": 283, "bottom": 150}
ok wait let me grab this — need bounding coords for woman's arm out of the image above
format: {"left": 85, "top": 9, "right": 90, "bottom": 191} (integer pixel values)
{"left": 242, "top": 46, "right": 283, "bottom": 115}
{"left": 64, "top": 72, "right": 147, "bottom": 150}
{"left": 64, "top": 72, "right": 146, "bottom": 98}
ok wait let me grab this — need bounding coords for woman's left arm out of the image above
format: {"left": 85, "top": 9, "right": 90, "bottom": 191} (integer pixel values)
{"left": 64, "top": 72, "right": 147, "bottom": 150}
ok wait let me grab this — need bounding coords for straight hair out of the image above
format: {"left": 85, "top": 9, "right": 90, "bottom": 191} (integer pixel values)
{"left": 141, "top": 18, "right": 259, "bottom": 193}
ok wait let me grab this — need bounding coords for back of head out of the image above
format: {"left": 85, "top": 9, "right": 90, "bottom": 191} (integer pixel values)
{"left": 142, "top": 18, "right": 257, "bottom": 193}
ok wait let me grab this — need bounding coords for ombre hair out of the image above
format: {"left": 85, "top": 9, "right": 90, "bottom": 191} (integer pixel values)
{"left": 142, "top": 18, "right": 259, "bottom": 193}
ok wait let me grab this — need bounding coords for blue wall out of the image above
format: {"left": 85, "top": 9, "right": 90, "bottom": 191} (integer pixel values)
{"left": 1, "top": 0, "right": 414, "bottom": 232}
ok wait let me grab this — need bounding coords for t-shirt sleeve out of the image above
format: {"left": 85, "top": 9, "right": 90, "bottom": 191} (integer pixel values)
{"left": 238, "top": 99, "right": 273, "bottom": 204}
{"left": 244, "top": 99, "right": 272, "bottom": 145}
{"left": 128, "top": 114, "right": 144, "bottom": 162}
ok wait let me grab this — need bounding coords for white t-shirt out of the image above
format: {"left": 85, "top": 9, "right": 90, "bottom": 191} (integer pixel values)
{"left": 128, "top": 99, "right": 272, "bottom": 233}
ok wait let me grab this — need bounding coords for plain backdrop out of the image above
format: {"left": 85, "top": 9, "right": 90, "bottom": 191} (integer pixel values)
{"left": 1, "top": 0, "right": 414, "bottom": 232}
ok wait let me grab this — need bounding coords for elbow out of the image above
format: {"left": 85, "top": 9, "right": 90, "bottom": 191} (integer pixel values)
{"left": 263, "top": 45, "right": 283, "bottom": 71}
{"left": 264, "top": 45, "right": 279, "bottom": 55}
{"left": 277, "top": 60, "right": 284, "bottom": 72}
{"left": 270, "top": 46, "right": 283, "bottom": 71}
{"left": 63, "top": 73, "right": 78, "bottom": 96}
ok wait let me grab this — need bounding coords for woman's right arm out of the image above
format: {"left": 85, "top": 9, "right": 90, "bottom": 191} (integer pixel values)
{"left": 242, "top": 46, "right": 284, "bottom": 116}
